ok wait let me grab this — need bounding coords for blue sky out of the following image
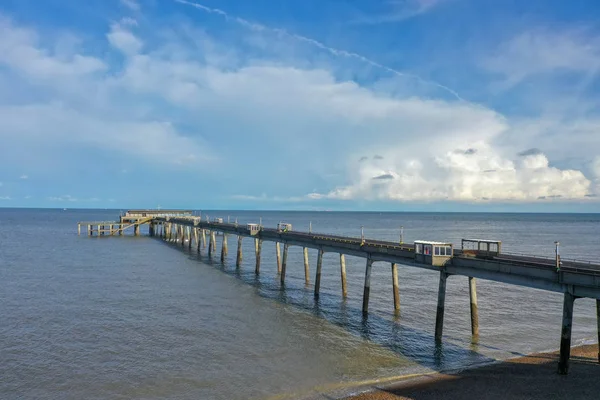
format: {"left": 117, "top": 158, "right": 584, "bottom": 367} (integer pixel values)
{"left": 0, "top": 0, "right": 599, "bottom": 211}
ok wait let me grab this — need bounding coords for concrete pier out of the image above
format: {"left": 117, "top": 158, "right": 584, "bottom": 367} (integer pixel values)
{"left": 340, "top": 254, "right": 347, "bottom": 298}
{"left": 236, "top": 236, "right": 243, "bottom": 267}
{"left": 469, "top": 277, "right": 479, "bottom": 337}
{"left": 280, "top": 243, "right": 289, "bottom": 284}
{"left": 79, "top": 209, "right": 600, "bottom": 376}
{"left": 435, "top": 272, "right": 448, "bottom": 342}
{"left": 392, "top": 263, "right": 400, "bottom": 311}
{"left": 362, "top": 258, "right": 373, "bottom": 314}
{"left": 558, "top": 292, "right": 575, "bottom": 375}
{"left": 303, "top": 248, "right": 310, "bottom": 284}
{"left": 255, "top": 239, "right": 262, "bottom": 274}
{"left": 276, "top": 242, "right": 282, "bottom": 273}
{"left": 314, "top": 249, "right": 324, "bottom": 297}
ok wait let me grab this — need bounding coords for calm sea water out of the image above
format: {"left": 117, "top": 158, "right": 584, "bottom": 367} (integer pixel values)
{"left": 1, "top": 209, "right": 599, "bottom": 399}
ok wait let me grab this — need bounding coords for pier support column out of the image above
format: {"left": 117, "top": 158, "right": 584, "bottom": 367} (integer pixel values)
{"left": 597, "top": 300, "right": 600, "bottom": 363}
{"left": 303, "top": 248, "right": 310, "bottom": 284}
{"left": 392, "top": 263, "right": 400, "bottom": 312}
{"left": 469, "top": 277, "right": 479, "bottom": 337}
{"left": 149, "top": 223, "right": 154, "bottom": 237}
{"left": 202, "top": 229, "right": 207, "bottom": 249}
{"left": 435, "top": 272, "right": 449, "bottom": 342}
{"left": 558, "top": 292, "right": 576, "bottom": 375}
{"left": 78, "top": 224, "right": 81, "bottom": 236}
{"left": 97, "top": 225, "right": 100, "bottom": 236}
{"left": 276, "top": 242, "right": 282, "bottom": 273}
{"left": 181, "top": 226, "right": 186, "bottom": 247}
{"left": 255, "top": 239, "right": 262, "bottom": 274}
{"left": 362, "top": 258, "right": 373, "bottom": 314}
{"left": 188, "top": 227, "right": 192, "bottom": 249}
{"left": 134, "top": 224, "right": 140, "bottom": 236}
{"left": 314, "top": 249, "right": 324, "bottom": 297}
{"left": 280, "top": 243, "right": 289, "bottom": 285}
{"left": 208, "top": 231, "right": 213, "bottom": 255}
{"left": 194, "top": 228, "right": 199, "bottom": 251}
{"left": 211, "top": 231, "right": 217, "bottom": 254}
{"left": 110, "top": 224, "right": 114, "bottom": 236}
{"left": 340, "top": 254, "right": 347, "bottom": 298}
{"left": 236, "top": 236, "right": 243, "bottom": 267}
{"left": 223, "top": 234, "right": 229, "bottom": 256}
{"left": 221, "top": 234, "right": 229, "bottom": 262}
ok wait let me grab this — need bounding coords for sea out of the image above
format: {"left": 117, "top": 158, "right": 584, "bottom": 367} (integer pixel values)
{"left": 1, "top": 209, "right": 599, "bottom": 399}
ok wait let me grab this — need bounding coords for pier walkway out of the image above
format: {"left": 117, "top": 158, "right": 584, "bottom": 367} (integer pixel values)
{"left": 78, "top": 210, "right": 600, "bottom": 376}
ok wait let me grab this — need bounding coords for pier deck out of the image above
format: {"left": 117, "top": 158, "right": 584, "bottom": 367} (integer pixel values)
{"left": 78, "top": 211, "right": 600, "bottom": 375}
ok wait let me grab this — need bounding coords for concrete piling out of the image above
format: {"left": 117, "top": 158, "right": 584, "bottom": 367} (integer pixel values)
{"left": 280, "top": 243, "right": 289, "bottom": 285}
{"left": 392, "top": 263, "right": 400, "bottom": 311}
{"left": 597, "top": 299, "right": 600, "bottom": 363}
{"left": 134, "top": 224, "right": 140, "bottom": 236}
{"left": 314, "top": 249, "right": 324, "bottom": 297}
{"left": 208, "top": 231, "right": 213, "bottom": 255}
{"left": 236, "top": 236, "right": 243, "bottom": 267}
{"left": 255, "top": 239, "right": 262, "bottom": 274}
{"left": 558, "top": 292, "right": 575, "bottom": 375}
{"left": 188, "top": 227, "right": 192, "bottom": 249}
{"left": 194, "top": 228, "right": 199, "bottom": 251}
{"left": 202, "top": 229, "right": 207, "bottom": 249}
{"left": 340, "top": 254, "right": 347, "bottom": 298}
{"left": 181, "top": 226, "right": 185, "bottom": 247}
{"left": 469, "top": 277, "right": 479, "bottom": 337}
{"left": 276, "top": 242, "right": 282, "bottom": 273}
{"left": 221, "top": 234, "right": 228, "bottom": 262}
{"left": 211, "top": 231, "right": 217, "bottom": 254}
{"left": 435, "top": 272, "right": 448, "bottom": 342}
{"left": 303, "top": 248, "right": 310, "bottom": 284}
{"left": 78, "top": 224, "right": 81, "bottom": 235}
{"left": 362, "top": 258, "right": 373, "bottom": 314}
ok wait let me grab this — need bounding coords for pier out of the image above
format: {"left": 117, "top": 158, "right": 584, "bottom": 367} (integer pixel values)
{"left": 79, "top": 210, "right": 600, "bottom": 375}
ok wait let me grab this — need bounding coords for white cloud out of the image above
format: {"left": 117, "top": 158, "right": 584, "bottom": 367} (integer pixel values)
{"left": 483, "top": 29, "right": 600, "bottom": 88}
{"left": 48, "top": 195, "right": 101, "bottom": 202}
{"left": 120, "top": 0, "right": 140, "bottom": 11}
{"left": 0, "top": 196, "right": 10, "bottom": 200}
{"left": 353, "top": 0, "right": 448, "bottom": 24}
{"left": 0, "top": 17, "right": 106, "bottom": 80}
{"left": 107, "top": 21, "right": 142, "bottom": 55}
{"left": 19, "top": 174, "right": 28, "bottom": 179}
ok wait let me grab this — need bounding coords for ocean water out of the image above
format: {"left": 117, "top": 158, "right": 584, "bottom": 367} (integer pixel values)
{"left": 1, "top": 209, "right": 599, "bottom": 399}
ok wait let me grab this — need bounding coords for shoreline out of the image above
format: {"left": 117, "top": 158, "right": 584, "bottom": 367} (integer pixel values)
{"left": 338, "top": 343, "right": 599, "bottom": 400}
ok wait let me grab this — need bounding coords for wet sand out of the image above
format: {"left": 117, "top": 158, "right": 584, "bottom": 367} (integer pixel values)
{"left": 344, "top": 344, "right": 600, "bottom": 400}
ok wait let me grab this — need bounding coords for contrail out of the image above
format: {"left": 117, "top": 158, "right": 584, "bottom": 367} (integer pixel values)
{"left": 173, "top": 0, "right": 465, "bottom": 101}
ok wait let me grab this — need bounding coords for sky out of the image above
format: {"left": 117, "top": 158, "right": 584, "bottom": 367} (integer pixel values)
{"left": 0, "top": 0, "right": 599, "bottom": 212}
